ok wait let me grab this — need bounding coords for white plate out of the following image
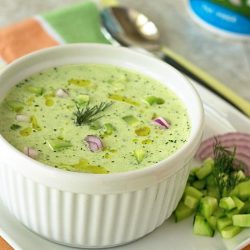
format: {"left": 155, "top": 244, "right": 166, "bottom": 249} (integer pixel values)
{"left": 0, "top": 80, "right": 250, "bottom": 250}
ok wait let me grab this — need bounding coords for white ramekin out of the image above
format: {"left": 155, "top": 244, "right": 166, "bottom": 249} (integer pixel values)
{"left": 0, "top": 44, "right": 204, "bottom": 248}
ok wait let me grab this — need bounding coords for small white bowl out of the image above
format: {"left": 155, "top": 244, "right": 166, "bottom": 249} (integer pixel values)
{"left": 0, "top": 44, "right": 204, "bottom": 248}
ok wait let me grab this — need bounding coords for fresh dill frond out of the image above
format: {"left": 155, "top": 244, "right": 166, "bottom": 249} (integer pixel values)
{"left": 213, "top": 141, "right": 242, "bottom": 197}
{"left": 74, "top": 102, "right": 112, "bottom": 126}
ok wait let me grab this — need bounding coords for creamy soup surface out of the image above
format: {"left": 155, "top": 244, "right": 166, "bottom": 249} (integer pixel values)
{"left": 0, "top": 64, "right": 190, "bottom": 174}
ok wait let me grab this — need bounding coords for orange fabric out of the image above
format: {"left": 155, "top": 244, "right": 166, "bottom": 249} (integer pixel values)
{"left": 0, "top": 237, "right": 13, "bottom": 250}
{"left": 0, "top": 18, "right": 58, "bottom": 63}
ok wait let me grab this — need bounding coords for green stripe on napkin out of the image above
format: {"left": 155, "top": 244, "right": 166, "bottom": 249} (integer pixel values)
{"left": 42, "top": 1, "right": 109, "bottom": 44}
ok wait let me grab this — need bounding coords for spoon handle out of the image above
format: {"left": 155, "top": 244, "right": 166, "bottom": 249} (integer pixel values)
{"left": 161, "top": 46, "right": 250, "bottom": 118}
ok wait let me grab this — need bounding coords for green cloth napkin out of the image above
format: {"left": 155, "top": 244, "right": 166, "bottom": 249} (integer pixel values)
{"left": 42, "top": 1, "right": 109, "bottom": 44}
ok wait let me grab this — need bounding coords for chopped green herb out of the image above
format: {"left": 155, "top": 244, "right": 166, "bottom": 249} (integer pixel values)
{"left": 213, "top": 142, "right": 242, "bottom": 197}
{"left": 10, "top": 124, "right": 21, "bottom": 130}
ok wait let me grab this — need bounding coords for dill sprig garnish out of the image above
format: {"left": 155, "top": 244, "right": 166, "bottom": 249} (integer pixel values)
{"left": 74, "top": 102, "right": 112, "bottom": 126}
{"left": 213, "top": 141, "right": 242, "bottom": 197}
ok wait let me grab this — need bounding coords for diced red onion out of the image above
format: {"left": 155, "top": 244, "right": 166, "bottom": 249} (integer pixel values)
{"left": 56, "top": 88, "right": 69, "bottom": 98}
{"left": 23, "top": 147, "right": 38, "bottom": 159}
{"left": 152, "top": 117, "right": 170, "bottom": 129}
{"left": 16, "top": 114, "right": 30, "bottom": 122}
{"left": 195, "top": 132, "right": 250, "bottom": 175}
{"left": 85, "top": 135, "right": 103, "bottom": 152}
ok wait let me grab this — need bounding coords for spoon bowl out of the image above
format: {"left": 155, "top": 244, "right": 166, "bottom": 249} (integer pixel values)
{"left": 101, "top": 7, "right": 161, "bottom": 51}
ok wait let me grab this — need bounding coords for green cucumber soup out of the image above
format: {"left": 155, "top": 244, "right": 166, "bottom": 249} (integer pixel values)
{"left": 0, "top": 64, "right": 190, "bottom": 174}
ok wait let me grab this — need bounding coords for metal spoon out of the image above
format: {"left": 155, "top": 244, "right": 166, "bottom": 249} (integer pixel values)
{"left": 101, "top": 6, "right": 250, "bottom": 117}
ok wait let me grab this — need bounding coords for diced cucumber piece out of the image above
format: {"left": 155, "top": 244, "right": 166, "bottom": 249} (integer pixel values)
{"left": 30, "top": 115, "right": 41, "bottom": 131}
{"left": 241, "top": 200, "right": 250, "bottom": 214}
{"left": 187, "top": 171, "right": 197, "bottom": 184}
{"left": 145, "top": 96, "right": 165, "bottom": 105}
{"left": 213, "top": 207, "right": 225, "bottom": 218}
{"left": 226, "top": 208, "right": 240, "bottom": 218}
{"left": 7, "top": 101, "right": 24, "bottom": 112}
{"left": 195, "top": 158, "right": 214, "bottom": 180}
{"left": 46, "top": 139, "right": 72, "bottom": 151}
{"left": 207, "top": 186, "right": 220, "bottom": 200}
{"left": 89, "top": 121, "right": 102, "bottom": 130}
{"left": 122, "top": 115, "right": 139, "bottom": 126}
{"left": 192, "top": 180, "right": 206, "bottom": 190}
{"left": 103, "top": 123, "right": 116, "bottom": 135}
{"left": 219, "top": 197, "right": 236, "bottom": 211}
{"left": 232, "top": 196, "right": 245, "bottom": 211}
{"left": 220, "top": 225, "right": 242, "bottom": 239}
{"left": 201, "top": 189, "right": 208, "bottom": 196}
{"left": 232, "top": 180, "right": 250, "bottom": 201}
{"left": 217, "top": 217, "right": 232, "bottom": 231}
{"left": 75, "top": 94, "right": 89, "bottom": 105}
{"left": 174, "top": 201, "right": 195, "bottom": 222}
{"left": 193, "top": 214, "right": 214, "bottom": 237}
{"left": 184, "top": 195, "right": 199, "bottom": 209}
{"left": 206, "top": 174, "right": 216, "bottom": 187}
{"left": 26, "top": 86, "right": 44, "bottom": 96}
{"left": 207, "top": 216, "right": 217, "bottom": 230}
{"left": 184, "top": 186, "right": 203, "bottom": 200}
{"left": 133, "top": 149, "right": 146, "bottom": 164}
{"left": 199, "top": 196, "right": 218, "bottom": 218}
{"left": 233, "top": 214, "right": 250, "bottom": 227}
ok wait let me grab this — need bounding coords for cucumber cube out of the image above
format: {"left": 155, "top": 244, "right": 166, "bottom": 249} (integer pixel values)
{"left": 233, "top": 214, "right": 250, "bottom": 227}
{"left": 207, "top": 216, "right": 217, "bottom": 230}
{"left": 220, "top": 225, "right": 242, "bottom": 239}
{"left": 234, "top": 180, "right": 250, "bottom": 200}
{"left": 184, "top": 186, "right": 203, "bottom": 200}
{"left": 195, "top": 158, "right": 214, "bottom": 180}
{"left": 193, "top": 214, "right": 214, "bottom": 237}
{"left": 232, "top": 196, "right": 245, "bottom": 211}
{"left": 206, "top": 174, "right": 216, "bottom": 187}
{"left": 192, "top": 180, "right": 206, "bottom": 190}
{"left": 199, "top": 196, "right": 218, "bottom": 218}
{"left": 226, "top": 208, "right": 240, "bottom": 218}
{"left": 241, "top": 200, "right": 250, "bottom": 214}
{"left": 217, "top": 217, "right": 232, "bottom": 231}
{"left": 207, "top": 186, "right": 220, "bottom": 200}
{"left": 184, "top": 195, "right": 199, "bottom": 209}
{"left": 219, "top": 197, "right": 236, "bottom": 211}
{"left": 174, "top": 201, "right": 195, "bottom": 222}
